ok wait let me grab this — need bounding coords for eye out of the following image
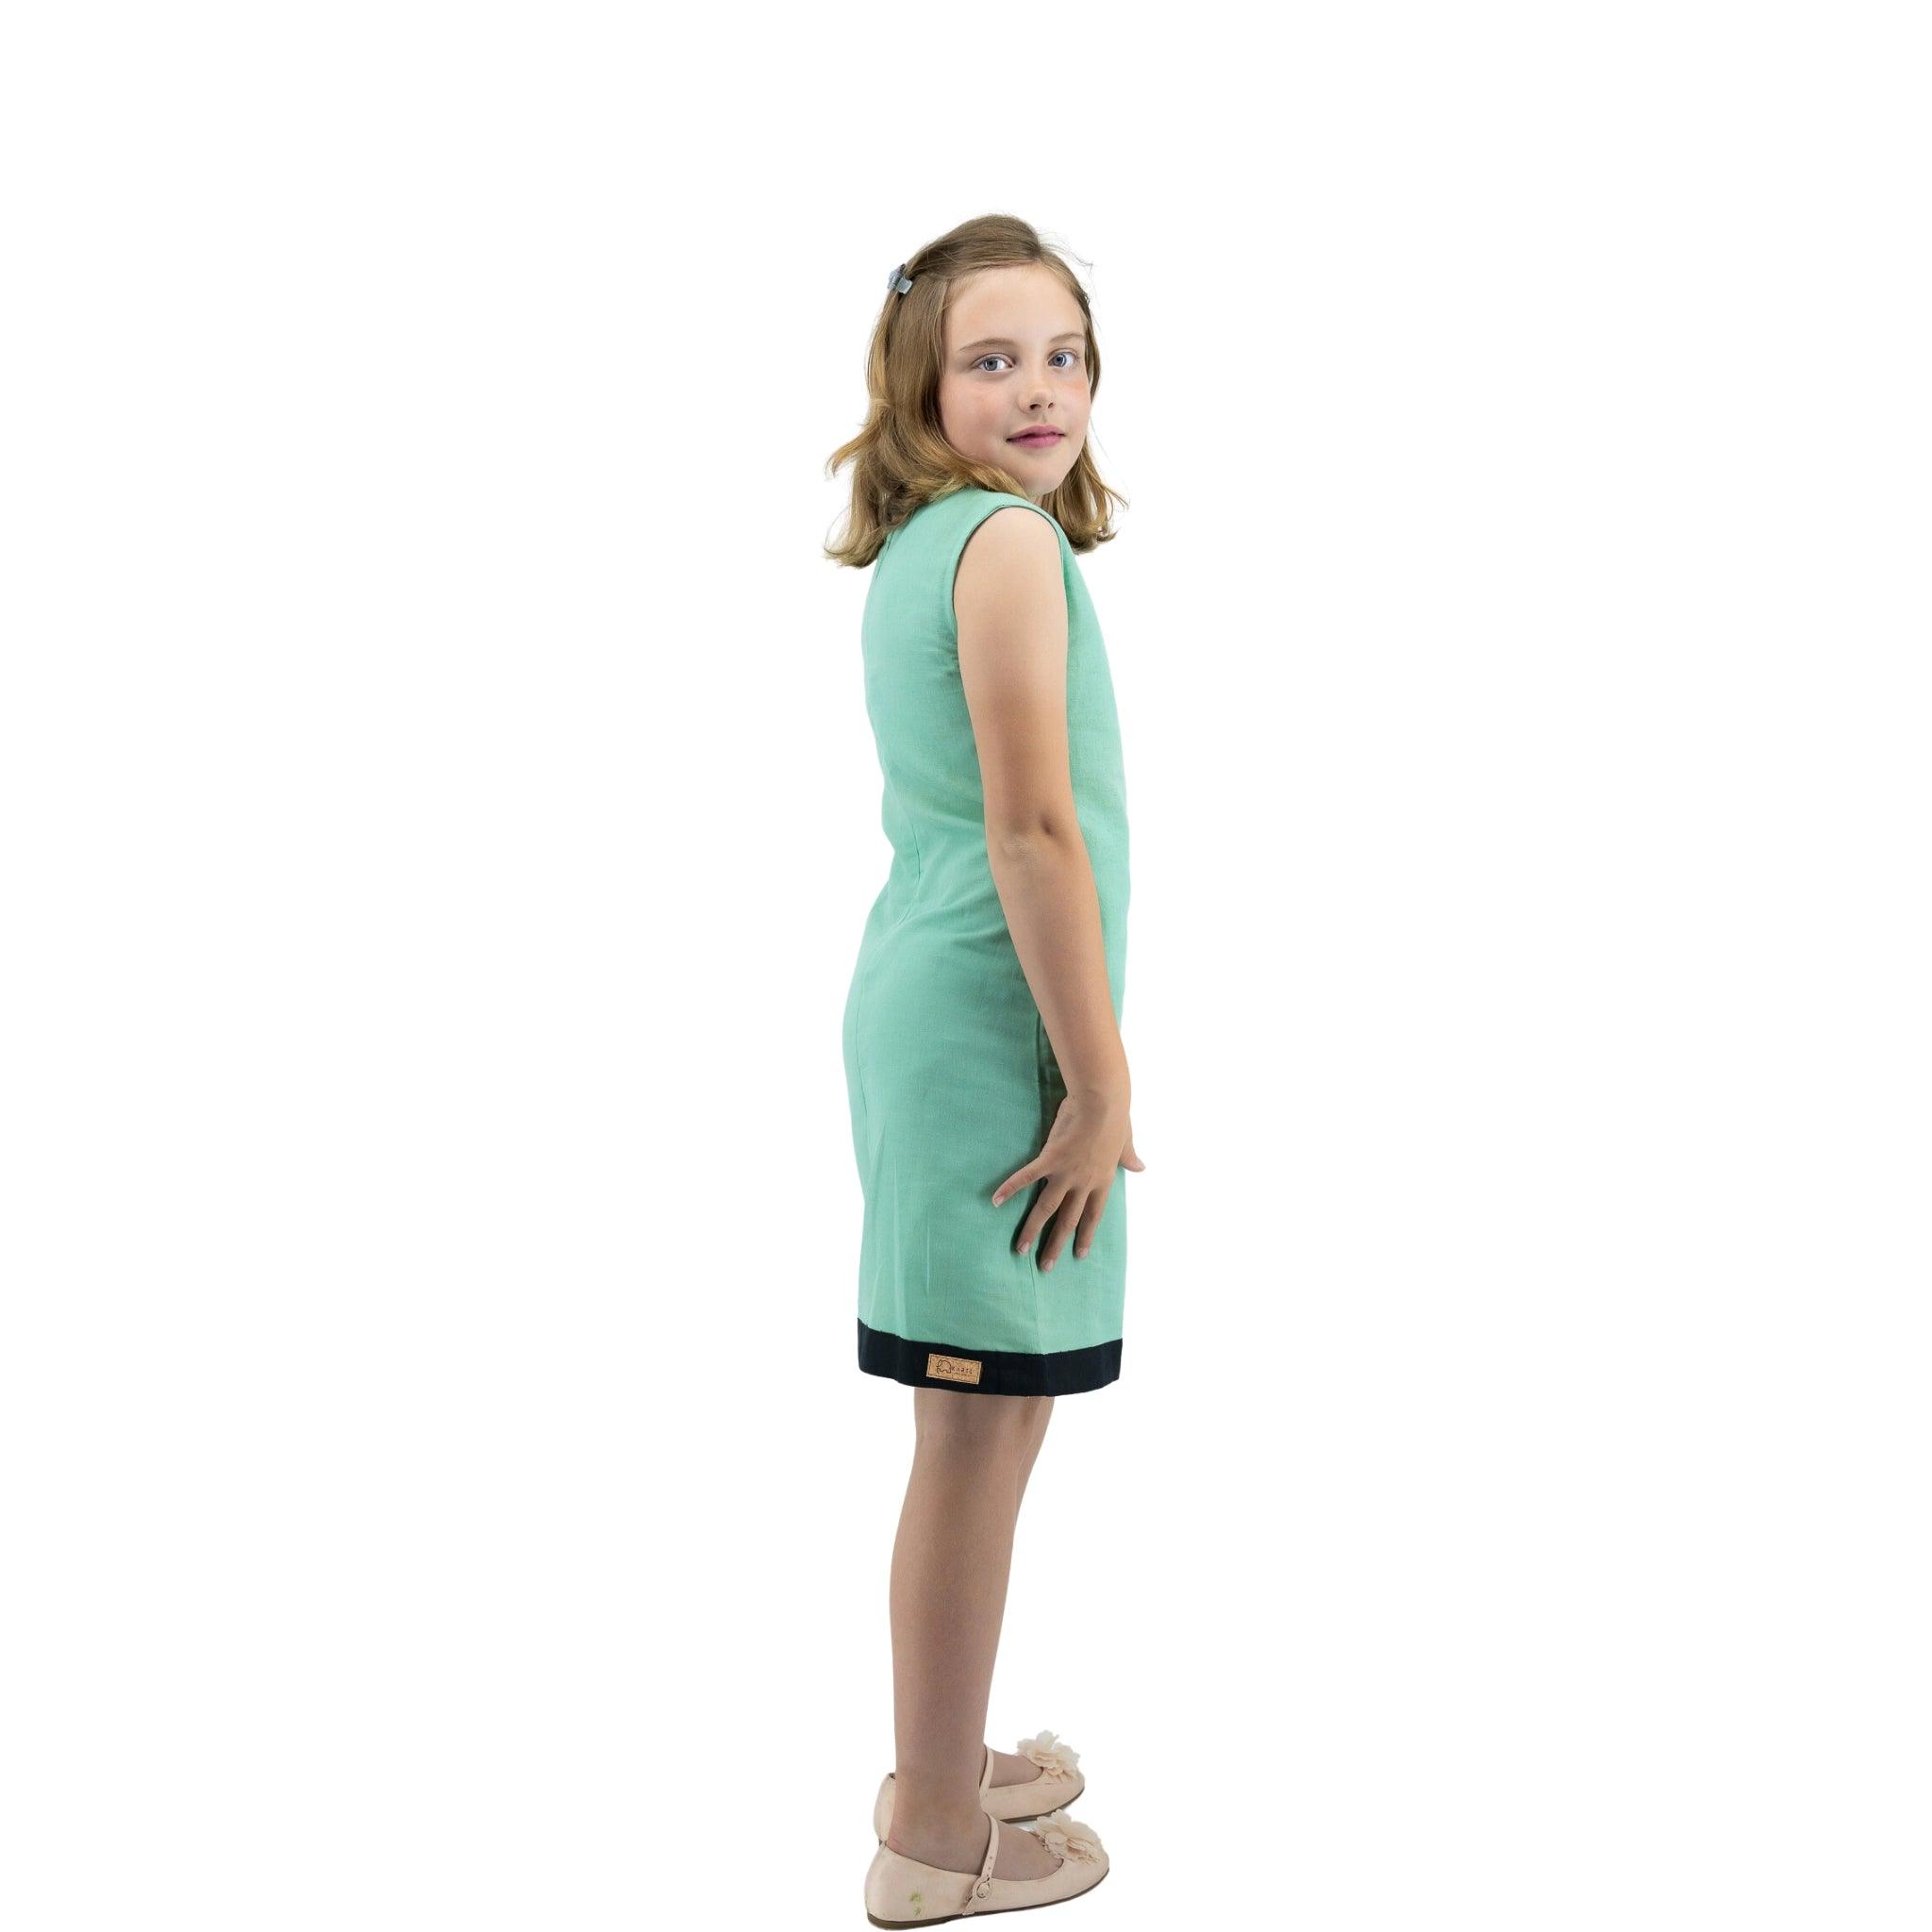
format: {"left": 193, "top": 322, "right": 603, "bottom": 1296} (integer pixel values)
{"left": 974, "top": 350, "right": 1083, "bottom": 373}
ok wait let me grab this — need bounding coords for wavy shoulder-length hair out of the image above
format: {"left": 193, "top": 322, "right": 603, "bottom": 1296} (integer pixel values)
{"left": 823, "top": 214, "right": 1127, "bottom": 568}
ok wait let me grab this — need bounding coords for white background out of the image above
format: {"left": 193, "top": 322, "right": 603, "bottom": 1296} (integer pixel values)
{"left": 3, "top": 4, "right": 1926, "bottom": 1927}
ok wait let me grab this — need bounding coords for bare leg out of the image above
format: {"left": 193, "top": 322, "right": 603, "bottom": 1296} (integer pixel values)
{"left": 981, "top": 1396, "right": 1062, "bottom": 1789}
{"left": 885, "top": 1390, "right": 1060, "bottom": 1878}
{"left": 1013, "top": 1393, "right": 1054, "bottom": 1510}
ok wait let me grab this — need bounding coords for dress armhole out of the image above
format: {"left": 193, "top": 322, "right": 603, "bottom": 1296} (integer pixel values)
{"left": 945, "top": 495, "right": 1066, "bottom": 640}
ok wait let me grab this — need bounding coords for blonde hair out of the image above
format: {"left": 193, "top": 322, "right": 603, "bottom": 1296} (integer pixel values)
{"left": 824, "top": 214, "right": 1127, "bottom": 568}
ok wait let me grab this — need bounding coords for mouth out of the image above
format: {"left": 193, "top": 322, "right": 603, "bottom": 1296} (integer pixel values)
{"left": 1008, "top": 429, "right": 1065, "bottom": 448}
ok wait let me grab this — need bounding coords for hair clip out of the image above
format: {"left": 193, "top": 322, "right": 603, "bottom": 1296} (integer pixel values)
{"left": 887, "top": 262, "right": 913, "bottom": 295}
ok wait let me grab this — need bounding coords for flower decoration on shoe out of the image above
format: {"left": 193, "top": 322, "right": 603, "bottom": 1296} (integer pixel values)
{"left": 1015, "top": 1730, "right": 1082, "bottom": 1780}
{"left": 1030, "top": 1809, "right": 1104, "bottom": 1864}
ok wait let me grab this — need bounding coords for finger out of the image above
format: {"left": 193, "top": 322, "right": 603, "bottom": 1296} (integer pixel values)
{"left": 991, "top": 1163, "right": 1041, "bottom": 1208}
{"left": 1038, "top": 1189, "right": 1090, "bottom": 1270}
{"left": 1072, "top": 1188, "right": 1109, "bottom": 1258}
{"left": 1016, "top": 1182, "right": 1070, "bottom": 1257}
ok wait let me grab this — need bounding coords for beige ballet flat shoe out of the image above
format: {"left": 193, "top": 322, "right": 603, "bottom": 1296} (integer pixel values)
{"left": 872, "top": 1731, "right": 1087, "bottom": 1841}
{"left": 863, "top": 1753, "right": 1109, "bottom": 1927}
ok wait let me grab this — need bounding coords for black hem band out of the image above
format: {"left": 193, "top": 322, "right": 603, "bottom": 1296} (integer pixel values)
{"left": 858, "top": 1318, "right": 1122, "bottom": 1396}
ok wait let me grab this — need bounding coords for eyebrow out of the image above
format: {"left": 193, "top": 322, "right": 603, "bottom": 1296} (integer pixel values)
{"left": 956, "top": 332, "right": 1087, "bottom": 355}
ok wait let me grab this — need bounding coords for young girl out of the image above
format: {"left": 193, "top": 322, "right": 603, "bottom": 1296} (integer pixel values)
{"left": 826, "top": 215, "right": 1141, "bottom": 1925}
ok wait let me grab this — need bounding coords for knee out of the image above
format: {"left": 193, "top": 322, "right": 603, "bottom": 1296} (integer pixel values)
{"left": 914, "top": 1389, "right": 1048, "bottom": 1457}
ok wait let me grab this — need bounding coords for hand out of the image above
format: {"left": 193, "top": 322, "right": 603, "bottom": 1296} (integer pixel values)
{"left": 991, "top": 1095, "right": 1143, "bottom": 1271}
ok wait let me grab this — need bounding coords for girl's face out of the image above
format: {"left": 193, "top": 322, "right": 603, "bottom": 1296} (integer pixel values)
{"left": 937, "top": 263, "right": 1091, "bottom": 503}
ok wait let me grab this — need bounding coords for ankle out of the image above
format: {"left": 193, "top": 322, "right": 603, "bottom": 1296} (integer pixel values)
{"left": 889, "top": 1791, "right": 984, "bottom": 1838}
{"left": 885, "top": 1809, "right": 993, "bottom": 1871}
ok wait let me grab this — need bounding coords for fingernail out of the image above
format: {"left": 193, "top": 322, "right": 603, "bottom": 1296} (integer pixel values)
{"left": 1018, "top": 1241, "right": 1029, "bottom": 1253}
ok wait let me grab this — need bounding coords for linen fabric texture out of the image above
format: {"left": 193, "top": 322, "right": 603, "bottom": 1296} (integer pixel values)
{"left": 841, "top": 487, "right": 1131, "bottom": 1395}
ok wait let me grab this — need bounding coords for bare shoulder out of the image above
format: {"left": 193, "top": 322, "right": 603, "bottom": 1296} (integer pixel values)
{"left": 953, "top": 505, "right": 1065, "bottom": 631}
{"left": 953, "top": 507, "right": 1075, "bottom": 830}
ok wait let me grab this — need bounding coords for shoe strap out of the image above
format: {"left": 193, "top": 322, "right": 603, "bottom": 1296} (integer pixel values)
{"left": 958, "top": 1807, "right": 999, "bottom": 1916}
{"left": 979, "top": 1742, "right": 994, "bottom": 1794}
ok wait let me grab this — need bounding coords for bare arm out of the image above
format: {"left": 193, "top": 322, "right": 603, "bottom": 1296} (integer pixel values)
{"left": 955, "top": 507, "right": 1127, "bottom": 1103}
{"left": 955, "top": 507, "right": 1138, "bottom": 1265}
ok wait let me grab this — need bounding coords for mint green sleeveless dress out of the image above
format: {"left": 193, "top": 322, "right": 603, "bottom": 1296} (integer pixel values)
{"left": 842, "top": 487, "right": 1130, "bottom": 1395}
